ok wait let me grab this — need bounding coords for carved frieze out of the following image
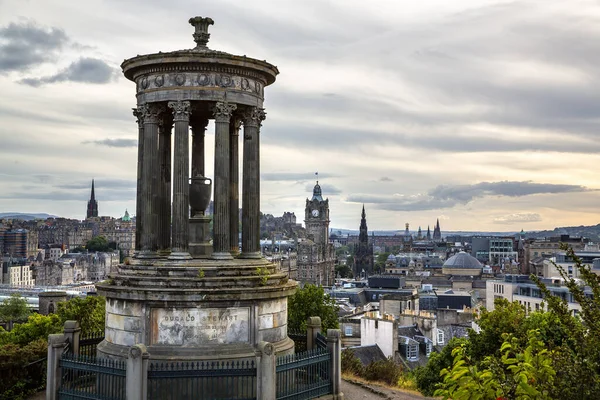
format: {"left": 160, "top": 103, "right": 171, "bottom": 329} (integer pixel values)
{"left": 136, "top": 72, "right": 265, "bottom": 98}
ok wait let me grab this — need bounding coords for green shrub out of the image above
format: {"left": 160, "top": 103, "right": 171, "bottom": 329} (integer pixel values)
{"left": 363, "top": 357, "right": 402, "bottom": 386}
{"left": 341, "top": 348, "right": 364, "bottom": 376}
{"left": 0, "top": 338, "right": 48, "bottom": 399}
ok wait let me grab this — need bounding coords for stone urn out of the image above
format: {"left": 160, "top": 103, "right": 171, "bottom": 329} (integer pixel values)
{"left": 189, "top": 176, "right": 212, "bottom": 216}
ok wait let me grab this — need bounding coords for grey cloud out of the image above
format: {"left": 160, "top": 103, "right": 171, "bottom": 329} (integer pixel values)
{"left": 0, "top": 21, "right": 68, "bottom": 72}
{"left": 83, "top": 138, "right": 137, "bottom": 148}
{"left": 379, "top": 177, "right": 393, "bottom": 182}
{"left": 347, "top": 181, "right": 591, "bottom": 212}
{"left": 20, "top": 58, "right": 118, "bottom": 86}
{"left": 493, "top": 213, "right": 542, "bottom": 225}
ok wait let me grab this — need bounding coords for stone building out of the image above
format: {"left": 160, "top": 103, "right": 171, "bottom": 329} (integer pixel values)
{"left": 296, "top": 182, "right": 335, "bottom": 286}
{"left": 354, "top": 206, "right": 374, "bottom": 277}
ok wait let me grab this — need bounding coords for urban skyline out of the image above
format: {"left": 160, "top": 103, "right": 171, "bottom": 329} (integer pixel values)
{"left": 1, "top": 1, "right": 599, "bottom": 231}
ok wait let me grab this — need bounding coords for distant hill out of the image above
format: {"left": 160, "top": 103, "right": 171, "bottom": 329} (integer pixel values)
{"left": 0, "top": 212, "right": 58, "bottom": 221}
{"left": 331, "top": 224, "right": 600, "bottom": 242}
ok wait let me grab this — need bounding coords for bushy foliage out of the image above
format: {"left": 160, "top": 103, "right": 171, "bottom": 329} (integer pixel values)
{"left": 341, "top": 348, "right": 364, "bottom": 376}
{"left": 363, "top": 357, "right": 402, "bottom": 386}
{"left": 435, "top": 330, "right": 555, "bottom": 400}
{"left": 0, "top": 313, "right": 62, "bottom": 347}
{"left": 0, "top": 293, "right": 31, "bottom": 323}
{"left": 413, "top": 337, "right": 467, "bottom": 396}
{"left": 0, "top": 338, "right": 48, "bottom": 400}
{"left": 56, "top": 295, "right": 106, "bottom": 335}
{"left": 288, "top": 284, "right": 339, "bottom": 332}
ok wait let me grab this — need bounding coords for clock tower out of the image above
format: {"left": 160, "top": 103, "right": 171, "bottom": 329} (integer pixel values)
{"left": 304, "top": 181, "right": 329, "bottom": 245}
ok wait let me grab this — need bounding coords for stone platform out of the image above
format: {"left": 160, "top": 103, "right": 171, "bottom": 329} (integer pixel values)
{"left": 96, "top": 257, "right": 297, "bottom": 361}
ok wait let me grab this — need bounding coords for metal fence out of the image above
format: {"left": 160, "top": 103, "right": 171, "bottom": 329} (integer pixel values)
{"left": 315, "top": 332, "right": 327, "bottom": 349}
{"left": 78, "top": 332, "right": 104, "bottom": 357}
{"left": 288, "top": 331, "right": 307, "bottom": 353}
{"left": 275, "top": 348, "right": 332, "bottom": 400}
{"left": 147, "top": 360, "right": 257, "bottom": 400}
{"left": 58, "top": 354, "right": 126, "bottom": 400}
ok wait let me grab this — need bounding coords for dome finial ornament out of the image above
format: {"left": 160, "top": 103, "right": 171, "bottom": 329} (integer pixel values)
{"left": 189, "top": 16, "right": 214, "bottom": 50}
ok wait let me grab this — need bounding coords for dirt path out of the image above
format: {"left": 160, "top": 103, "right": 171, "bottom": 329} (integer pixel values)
{"left": 341, "top": 378, "right": 434, "bottom": 400}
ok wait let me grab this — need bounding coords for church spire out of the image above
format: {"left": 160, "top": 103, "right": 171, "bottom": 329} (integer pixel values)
{"left": 86, "top": 179, "right": 99, "bottom": 219}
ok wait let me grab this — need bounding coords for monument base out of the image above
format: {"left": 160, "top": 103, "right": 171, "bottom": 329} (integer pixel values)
{"left": 189, "top": 215, "right": 212, "bottom": 258}
{"left": 96, "top": 257, "right": 297, "bottom": 363}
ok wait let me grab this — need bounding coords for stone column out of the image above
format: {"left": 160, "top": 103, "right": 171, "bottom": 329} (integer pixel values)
{"left": 212, "top": 101, "right": 237, "bottom": 259}
{"left": 168, "top": 100, "right": 192, "bottom": 260}
{"left": 327, "top": 329, "right": 344, "bottom": 399}
{"left": 255, "top": 341, "right": 276, "bottom": 400}
{"left": 241, "top": 107, "right": 266, "bottom": 258}
{"left": 306, "top": 316, "right": 322, "bottom": 351}
{"left": 46, "top": 333, "right": 67, "bottom": 400}
{"left": 191, "top": 118, "right": 209, "bottom": 215}
{"left": 132, "top": 108, "right": 144, "bottom": 253}
{"left": 138, "top": 103, "right": 162, "bottom": 257}
{"left": 229, "top": 117, "right": 241, "bottom": 255}
{"left": 158, "top": 116, "right": 172, "bottom": 254}
{"left": 126, "top": 344, "right": 149, "bottom": 400}
{"left": 63, "top": 320, "right": 81, "bottom": 355}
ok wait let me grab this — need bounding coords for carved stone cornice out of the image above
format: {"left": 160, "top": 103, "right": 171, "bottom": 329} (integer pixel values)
{"left": 242, "top": 107, "right": 266, "bottom": 128}
{"left": 168, "top": 100, "right": 192, "bottom": 122}
{"left": 139, "top": 103, "right": 163, "bottom": 125}
{"left": 212, "top": 102, "right": 237, "bottom": 123}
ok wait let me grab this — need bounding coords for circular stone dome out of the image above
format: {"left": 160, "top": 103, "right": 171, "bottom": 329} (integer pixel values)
{"left": 443, "top": 251, "right": 482, "bottom": 269}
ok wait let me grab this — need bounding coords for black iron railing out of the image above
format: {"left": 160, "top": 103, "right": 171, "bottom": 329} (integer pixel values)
{"left": 78, "top": 332, "right": 104, "bottom": 357}
{"left": 58, "top": 354, "right": 126, "bottom": 400}
{"left": 288, "top": 331, "right": 307, "bottom": 353}
{"left": 276, "top": 348, "right": 332, "bottom": 400}
{"left": 147, "top": 360, "right": 257, "bottom": 400}
{"left": 315, "top": 332, "right": 328, "bottom": 350}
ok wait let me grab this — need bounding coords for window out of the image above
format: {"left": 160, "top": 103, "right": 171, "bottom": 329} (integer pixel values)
{"left": 437, "top": 329, "right": 445, "bottom": 345}
{"left": 407, "top": 344, "right": 419, "bottom": 361}
{"left": 344, "top": 326, "right": 353, "bottom": 336}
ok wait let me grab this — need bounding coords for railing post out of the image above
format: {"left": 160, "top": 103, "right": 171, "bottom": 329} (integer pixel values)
{"left": 306, "top": 316, "right": 322, "bottom": 351}
{"left": 256, "top": 341, "right": 276, "bottom": 400}
{"left": 127, "top": 344, "right": 149, "bottom": 400}
{"left": 63, "top": 320, "right": 81, "bottom": 355}
{"left": 327, "top": 329, "right": 344, "bottom": 399}
{"left": 46, "top": 333, "right": 67, "bottom": 400}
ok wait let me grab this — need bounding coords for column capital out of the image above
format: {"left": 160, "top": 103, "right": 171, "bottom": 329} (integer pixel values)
{"left": 168, "top": 100, "right": 192, "bottom": 121}
{"left": 213, "top": 101, "right": 237, "bottom": 123}
{"left": 242, "top": 107, "right": 266, "bottom": 128}
{"left": 139, "top": 103, "right": 163, "bottom": 124}
{"left": 132, "top": 107, "right": 144, "bottom": 126}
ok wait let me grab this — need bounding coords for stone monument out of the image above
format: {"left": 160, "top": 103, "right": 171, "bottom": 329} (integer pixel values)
{"left": 97, "top": 16, "right": 296, "bottom": 363}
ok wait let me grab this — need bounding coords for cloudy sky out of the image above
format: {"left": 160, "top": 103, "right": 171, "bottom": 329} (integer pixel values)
{"left": 1, "top": 0, "right": 599, "bottom": 232}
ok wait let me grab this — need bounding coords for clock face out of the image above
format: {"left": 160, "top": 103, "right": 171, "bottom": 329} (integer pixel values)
{"left": 312, "top": 209, "right": 319, "bottom": 217}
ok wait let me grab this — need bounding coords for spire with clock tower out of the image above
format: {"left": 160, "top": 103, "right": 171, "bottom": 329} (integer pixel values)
{"left": 304, "top": 179, "right": 329, "bottom": 245}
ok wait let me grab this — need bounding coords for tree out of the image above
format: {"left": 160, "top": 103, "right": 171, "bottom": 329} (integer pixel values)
{"left": 56, "top": 296, "right": 106, "bottom": 335}
{"left": 435, "top": 330, "right": 556, "bottom": 400}
{"left": 375, "top": 252, "right": 391, "bottom": 271}
{"left": 0, "top": 294, "right": 31, "bottom": 324}
{"left": 414, "top": 337, "right": 467, "bottom": 396}
{"left": 85, "top": 236, "right": 110, "bottom": 252}
{"left": 288, "top": 284, "right": 339, "bottom": 332}
{"left": 335, "top": 264, "right": 352, "bottom": 279}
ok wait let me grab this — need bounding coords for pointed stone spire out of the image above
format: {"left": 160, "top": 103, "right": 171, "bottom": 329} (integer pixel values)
{"left": 427, "top": 225, "right": 431, "bottom": 240}
{"left": 86, "top": 179, "right": 99, "bottom": 219}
